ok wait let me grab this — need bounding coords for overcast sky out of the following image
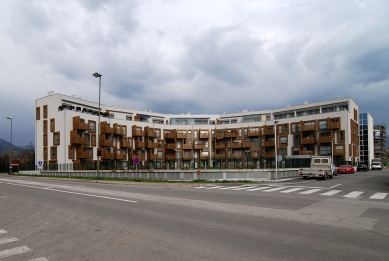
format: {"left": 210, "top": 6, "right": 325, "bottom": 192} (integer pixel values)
{"left": 1, "top": 0, "right": 388, "bottom": 146}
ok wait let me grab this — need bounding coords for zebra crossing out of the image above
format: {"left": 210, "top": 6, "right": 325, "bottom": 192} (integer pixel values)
{"left": 0, "top": 229, "right": 47, "bottom": 260}
{"left": 195, "top": 185, "right": 389, "bottom": 200}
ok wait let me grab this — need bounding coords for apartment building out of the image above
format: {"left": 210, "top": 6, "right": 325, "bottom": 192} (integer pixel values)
{"left": 359, "top": 113, "right": 375, "bottom": 166}
{"left": 35, "top": 92, "right": 360, "bottom": 170}
{"left": 373, "top": 124, "right": 388, "bottom": 165}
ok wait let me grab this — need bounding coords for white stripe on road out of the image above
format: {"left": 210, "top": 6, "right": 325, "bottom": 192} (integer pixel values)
{"left": 29, "top": 258, "right": 48, "bottom": 261}
{"left": 219, "top": 185, "right": 246, "bottom": 190}
{"left": 231, "top": 186, "right": 252, "bottom": 191}
{"left": 343, "top": 191, "right": 364, "bottom": 198}
{"left": 0, "top": 237, "right": 18, "bottom": 245}
{"left": 206, "top": 186, "right": 225, "bottom": 189}
{"left": 299, "top": 189, "right": 322, "bottom": 194}
{"left": 8, "top": 183, "right": 138, "bottom": 203}
{"left": 0, "top": 230, "right": 7, "bottom": 235}
{"left": 369, "top": 193, "right": 388, "bottom": 200}
{"left": 280, "top": 188, "right": 305, "bottom": 193}
{"left": 320, "top": 190, "right": 342, "bottom": 196}
{"left": 0, "top": 246, "right": 30, "bottom": 258}
{"left": 246, "top": 187, "right": 272, "bottom": 192}
{"left": 263, "top": 187, "right": 287, "bottom": 192}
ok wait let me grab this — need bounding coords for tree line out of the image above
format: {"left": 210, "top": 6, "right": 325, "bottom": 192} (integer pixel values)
{"left": 0, "top": 142, "right": 35, "bottom": 173}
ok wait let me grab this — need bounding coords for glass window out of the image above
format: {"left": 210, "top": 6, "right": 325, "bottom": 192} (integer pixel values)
{"left": 319, "top": 120, "right": 327, "bottom": 130}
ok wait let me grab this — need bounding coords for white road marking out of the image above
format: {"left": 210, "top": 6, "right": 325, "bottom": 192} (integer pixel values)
{"left": 369, "top": 193, "right": 388, "bottom": 200}
{"left": 320, "top": 190, "right": 342, "bottom": 196}
{"left": 329, "top": 184, "right": 342, "bottom": 189}
{"left": 263, "top": 187, "right": 287, "bottom": 192}
{"left": 280, "top": 188, "right": 305, "bottom": 193}
{"left": 0, "top": 246, "right": 30, "bottom": 258}
{"left": 0, "top": 230, "right": 7, "bottom": 235}
{"left": 246, "top": 187, "right": 272, "bottom": 192}
{"left": 219, "top": 185, "right": 246, "bottom": 190}
{"left": 8, "top": 183, "right": 137, "bottom": 203}
{"left": 0, "top": 237, "right": 18, "bottom": 245}
{"left": 195, "top": 187, "right": 205, "bottom": 189}
{"left": 343, "top": 191, "right": 364, "bottom": 198}
{"left": 299, "top": 189, "right": 322, "bottom": 194}
{"left": 231, "top": 186, "right": 252, "bottom": 191}
{"left": 29, "top": 258, "right": 48, "bottom": 261}
{"left": 206, "top": 186, "right": 225, "bottom": 189}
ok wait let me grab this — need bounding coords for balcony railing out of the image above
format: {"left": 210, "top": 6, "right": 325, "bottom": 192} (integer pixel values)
{"left": 301, "top": 137, "right": 315, "bottom": 144}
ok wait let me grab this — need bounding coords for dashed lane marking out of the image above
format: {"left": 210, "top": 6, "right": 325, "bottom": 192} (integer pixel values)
{"left": 320, "top": 190, "right": 342, "bottom": 196}
{"left": 0, "top": 246, "right": 31, "bottom": 258}
{"left": 343, "top": 191, "right": 364, "bottom": 198}
{"left": 246, "top": 186, "right": 272, "bottom": 192}
{"left": 370, "top": 193, "right": 388, "bottom": 200}
{"left": 299, "top": 189, "right": 323, "bottom": 194}
{"left": 280, "top": 188, "right": 305, "bottom": 193}
{"left": 263, "top": 187, "right": 287, "bottom": 192}
{"left": 0, "top": 236, "right": 18, "bottom": 245}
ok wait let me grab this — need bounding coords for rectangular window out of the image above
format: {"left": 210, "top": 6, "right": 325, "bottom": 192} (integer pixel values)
{"left": 320, "top": 146, "right": 331, "bottom": 155}
{"left": 284, "top": 124, "right": 288, "bottom": 134}
{"left": 294, "top": 135, "right": 301, "bottom": 146}
{"left": 126, "top": 115, "right": 132, "bottom": 121}
{"left": 43, "top": 105, "right": 48, "bottom": 118}
{"left": 291, "top": 123, "right": 296, "bottom": 133}
{"left": 36, "top": 107, "right": 41, "bottom": 120}
{"left": 43, "top": 133, "right": 48, "bottom": 146}
{"left": 280, "top": 148, "right": 286, "bottom": 157}
{"left": 68, "top": 146, "right": 74, "bottom": 159}
{"left": 319, "top": 120, "right": 328, "bottom": 130}
{"left": 91, "top": 134, "right": 96, "bottom": 146}
{"left": 50, "top": 119, "right": 55, "bottom": 132}
{"left": 89, "top": 121, "right": 96, "bottom": 132}
{"left": 239, "top": 129, "right": 242, "bottom": 137}
{"left": 253, "top": 139, "right": 259, "bottom": 146}
{"left": 176, "top": 151, "right": 181, "bottom": 159}
{"left": 43, "top": 147, "right": 48, "bottom": 160}
{"left": 280, "top": 136, "right": 287, "bottom": 145}
{"left": 50, "top": 146, "right": 57, "bottom": 159}
{"left": 53, "top": 132, "right": 60, "bottom": 145}
{"left": 278, "top": 126, "right": 282, "bottom": 134}
{"left": 109, "top": 113, "right": 114, "bottom": 119}
{"left": 85, "top": 133, "right": 90, "bottom": 146}
{"left": 339, "top": 130, "right": 345, "bottom": 142}
{"left": 43, "top": 120, "right": 48, "bottom": 133}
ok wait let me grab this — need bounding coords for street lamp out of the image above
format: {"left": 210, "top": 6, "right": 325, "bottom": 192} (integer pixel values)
{"left": 274, "top": 120, "right": 279, "bottom": 179}
{"left": 7, "top": 117, "right": 12, "bottom": 174}
{"left": 93, "top": 72, "right": 102, "bottom": 179}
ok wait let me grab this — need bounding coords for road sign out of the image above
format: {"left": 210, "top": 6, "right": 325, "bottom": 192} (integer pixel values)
{"left": 197, "top": 170, "right": 201, "bottom": 175}
{"left": 133, "top": 157, "right": 140, "bottom": 165}
{"left": 38, "top": 161, "right": 43, "bottom": 166}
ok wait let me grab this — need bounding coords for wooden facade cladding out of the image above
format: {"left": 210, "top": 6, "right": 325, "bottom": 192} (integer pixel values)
{"left": 250, "top": 148, "right": 261, "bottom": 158}
{"left": 194, "top": 142, "right": 206, "bottom": 150}
{"left": 144, "top": 126, "right": 157, "bottom": 138}
{"left": 231, "top": 141, "right": 242, "bottom": 148}
{"left": 177, "top": 130, "right": 188, "bottom": 139}
{"left": 183, "top": 143, "right": 192, "bottom": 150}
{"left": 114, "top": 148, "right": 126, "bottom": 160}
{"left": 100, "top": 121, "right": 114, "bottom": 134}
{"left": 215, "top": 142, "right": 227, "bottom": 149}
{"left": 226, "top": 129, "right": 238, "bottom": 138}
{"left": 135, "top": 139, "right": 145, "bottom": 149}
{"left": 242, "top": 140, "right": 252, "bottom": 148}
{"left": 70, "top": 130, "right": 86, "bottom": 145}
{"left": 300, "top": 150, "right": 314, "bottom": 156}
{"left": 264, "top": 140, "right": 275, "bottom": 147}
{"left": 328, "top": 118, "right": 341, "bottom": 129}
{"left": 182, "top": 153, "right": 193, "bottom": 160}
{"left": 215, "top": 151, "right": 227, "bottom": 158}
{"left": 164, "top": 129, "right": 177, "bottom": 139}
{"left": 165, "top": 142, "right": 176, "bottom": 149}
{"left": 73, "top": 116, "right": 88, "bottom": 131}
{"left": 132, "top": 125, "right": 144, "bottom": 136}
{"left": 301, "top": 136, "right": 316, "bottom": 144}
{"left": 101, "top": 147, "right": 115, "bottom": 160}
{"left": 215, "top": 130, "right": 225, "bottom": 139}
{"left": 129, "top": 153, "right": 142, "bottom": 161}
{"left": 263, "top": 126, "right": 275, "bottom": 136}
{"left": 146, "top": 139, "right": 158, "bottom": 149}
{"left": 301, "top": 120, "right": 316, "bottom": 132}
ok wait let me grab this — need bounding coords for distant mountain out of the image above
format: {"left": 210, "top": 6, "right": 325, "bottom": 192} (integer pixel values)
{"left": 0, "top": 138, "right": 21, "bottom": 155}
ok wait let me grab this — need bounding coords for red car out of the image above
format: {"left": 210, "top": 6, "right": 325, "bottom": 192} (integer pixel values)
{"left": 337, "top": 165, "right": 355, "bottom": 174}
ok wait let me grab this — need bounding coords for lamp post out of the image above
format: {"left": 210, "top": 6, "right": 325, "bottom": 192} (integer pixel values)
{"left": 331, "top": 138, "right": 334, "bottom": 164}
{"left": 7, "top": 117, "right": 12, "bottom": 174}
{"left": 274, "top": 120, "right": 279, "bottom": 179}
{"left": 93, "top": 72, "right": 102, "bottom": 179}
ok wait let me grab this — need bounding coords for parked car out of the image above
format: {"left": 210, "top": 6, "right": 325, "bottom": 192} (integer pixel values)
{"left": 357, "top": 164, "right": 368, "bottom": 171}
{"left": 371, "top": 162, "right": 382, "bottom": 170}
{"left": 337, "top": 165, "right": 355, "bottom": 174}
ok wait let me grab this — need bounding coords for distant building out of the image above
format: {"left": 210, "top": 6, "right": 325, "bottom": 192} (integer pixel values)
{"left": 373, "top": 124, "right": 388, "bottom": 165}
{"left": 35, "top": 92, "right": 360, "bottom": 170}
{"left": 359, "top": 113, "right": 375, "bottom": 166}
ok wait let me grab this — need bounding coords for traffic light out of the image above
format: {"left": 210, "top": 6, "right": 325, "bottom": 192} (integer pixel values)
{"left": 97, "top": 148, "right": 102, "bottom": 157}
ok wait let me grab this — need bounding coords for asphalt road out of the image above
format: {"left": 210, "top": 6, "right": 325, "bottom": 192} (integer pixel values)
{"left": 0, "top": 170, "right": 389, "bottom": 261}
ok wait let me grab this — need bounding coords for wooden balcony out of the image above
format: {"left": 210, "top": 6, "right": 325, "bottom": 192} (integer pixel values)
{"left": 199, "top": 154, "right": 210, "bottom": 160}
{"left": 100, "top": 122, "right": 114, "bottom": 134}
{"left": 301, "top": 124, "right": 316, "bottom": 132}
{"left": 100, "top": 137, "right": 113, "bottom": 147}
{"left": 250, "top": 151, "right": 261, "bottom": 158}
{"left": 215, "top": 131, "right": 225, "bottom": 139}
{"left": 242, "top": 141, "right": 252, "bottom": 148}
{"left": 248, "top": 129, "right": 260, "bottom": 136}
{"left": 132, "top": 126, "right": 144, "bottom": 136}
{"left": 300, "top": 150, "right": 314, "bottom": 156}
{"left": 183, "top": 143, "right": 192, "bottom": 150}
{"left": 73, "top": 116, "right": 88, "bottom": 131}
{"left": 230, "top": 154, "right": 244, "bottom": 159}
{"left": 70, "top": 130, "right": 86, "bottom": 145}
{"left": 177, "top": 131, "right": 187, "bottom": 139}
{"left": 194, "top": 144, "right": 206, "bottom": 150}
{"left": 231, "top": 142, "right": 242, "bottom": 148}
{"left": 182, "top": 154, "right": 193, "bottom": 160}
{"left": 115, "top": 150, "right": 126, "bottom": 160}
{"left": 146, "top": 141, "right": 158, "bottom": 149}
{"left": 113, "top": 124, "right": 125, "bottom": 135}
{"left": 226, "top": 131, "right": 238, "bottom": 138}
{"left": 164, "top": 130, "right": 177, "bottom": 139}
{"left": 264, "top": 140, "right": 275, "bottom": 147}
{"left": 76, "top": 147, "right": 90, "bottom": 159}
{"left": 165, "top": 154, "right": 176, "bottom": 160}
{"left": 301, "top": 137, "right": 316, "bottom": 145}
{"left": 121, "top": 137, "right": 131, "bottom": 148}
{"left": 215, "top": 152, "right": 227, "bottom": 158}
{"left": 101, "top": 148, "right": 115, "bottom": 160}
{"left": 129, "top": 154, "right": 142, "bottom": 161}
{"left": 318, "top": 136, "right": 333, "bottom": 143}
{"left": 215, "top": 143, "right": 227, "bottom": 149}
{"left": 264, "top": 152, "right": 275, "bottom": 158}
{"left": 328, "top": 121, "right": 340, "bottom": 129}
{"left": 263, "top": 128, "right": 275, "bottom": 136}
{"left": 166, "top": 143, "right": 176, "bottom": 149}
{"left": 199, "top": 131, "right": 210, "bottom": 139}
{"left": 147, "top": 154, "right": 160, "bottom": 160}
{"left": 144, "top": 126, "right": 157, "bottom": 138}
{"left": 334, "top": 148, "right": 345, "bottom": 156}
{"left": 135, "top": 141, "right": 145, "bottom": 149}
